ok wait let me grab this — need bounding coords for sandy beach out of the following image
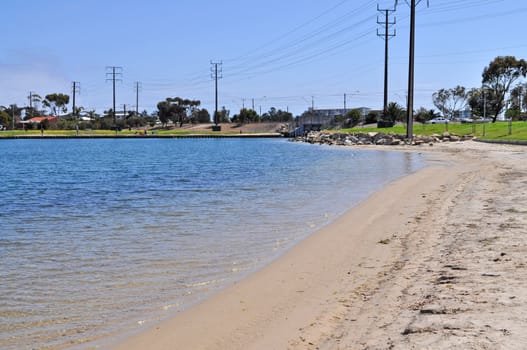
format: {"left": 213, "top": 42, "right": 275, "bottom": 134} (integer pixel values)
{"left": 109, "top": 140, "right": 527, "bottom": 350}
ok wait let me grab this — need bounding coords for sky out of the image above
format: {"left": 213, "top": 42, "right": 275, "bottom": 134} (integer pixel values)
{"left": 1, "top": 0, "right": 527, "bottom": 117}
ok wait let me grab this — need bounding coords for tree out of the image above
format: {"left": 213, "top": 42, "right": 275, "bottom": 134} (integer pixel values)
{"left": 468, "top": 87, "right": 499, "bottom": 118}
{"left": 261, "top": 107, "right": 293, "bottom": 122}
{"left": 415, "top": 107, "right": 438, "bottom": 123}
{"left": 509, "top": 83, "right": 527, "bottom": 111}
{"left": 232, "top": 108, "right": 259, "bottom": 124}
{"left": 156, "top": 97, "right": 201, "bottom": 127}
{"left": 346, "top": 109, "right": 362, "bottom": 127}
{"left": 43, "top": 93, "right": 70, "bottom": 116}
{"left": 156, "top": 101, "right": 172, "bottom": 126}
{"left": 384, "top": 102, "right": 406, "bottom": 123}
{"left": 71, "top": 106, "right": 84, "bottom": 117}
{"left": 432, "top": 86, "right": 468, "bottom": 119}
{"left": 25, "top": 93, "right": 42, "bottom": 118}
{"left": 216, "top": 106, "right": 230, "bottom": 123}
{"left": 190, "top": 108, "right": 211, "bottom": 124}
{"left": 365, "top": 111, "right": 379, "bottom": 124}
{"left": 482, "top": 56, "right": 527, "bottom": 122}
{"left": 2, "top": 104, "right": 22, "bottom": 128}
{"left": 0, "top": 109, "right": 9, "bottom": 127}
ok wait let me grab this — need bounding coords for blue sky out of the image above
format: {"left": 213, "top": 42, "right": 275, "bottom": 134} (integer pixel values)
{"left": 1, "top": 0, "right": 526, "bottom": 117}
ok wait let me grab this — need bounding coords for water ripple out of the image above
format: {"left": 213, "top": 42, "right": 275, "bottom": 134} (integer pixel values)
{"left": 0, "top": 138, "right": 423, "bottom": 350}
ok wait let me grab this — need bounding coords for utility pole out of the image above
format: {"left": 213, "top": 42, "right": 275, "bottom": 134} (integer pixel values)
{"left": 28, "top": 91, "right": 33, "bottom": 110}
{"left": 377, "top": 4, "right": 396, "bottom": 116}
{"left": 344, "top": 91, "right": 360, "bottom": 114}
{"left": 28, "top": 91, "right": 35, "bottom": 117}
{"left": 396, "top": 0, "right": 429, "bottom": 140}
{"left": 520, "top": 92, "right": 523, "bottom": 113}
{"left": 123, "top": 104, "right": 127, "bottom": 119}
{"left": 134, "top": 82, "right": 142, "bottom": 116}
{"left": 252, "top": 98, "right": 255, "bottom": 111}
{"left": 210, "top": 61, "right": 223, "bottom": 126}
{"left": 72, "top": 81, "right": 80, "bottom": 118}
{"left": 11, "top": 104, "right": 16, "bottom": 129}
{"left": 106, "top": 66, "right": 123, "bottom": 127}
{"left": 483, "top": 90, "right": 487, "bottom": 119}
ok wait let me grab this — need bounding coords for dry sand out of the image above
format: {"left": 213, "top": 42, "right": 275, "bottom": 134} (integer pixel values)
{"left": 109, "top": 140, "right": 527, "bottom": 350}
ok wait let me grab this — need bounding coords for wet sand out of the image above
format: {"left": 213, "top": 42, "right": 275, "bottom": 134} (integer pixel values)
{"left": 109, "top": 141, "right": 527, "bottom": 349}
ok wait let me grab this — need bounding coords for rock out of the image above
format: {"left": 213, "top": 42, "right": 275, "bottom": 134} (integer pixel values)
{"left": 373, "top": 132, "right": 386, "bottom": 144}
{"left": 291, "top": 129, "right": 472, "bottom": 147}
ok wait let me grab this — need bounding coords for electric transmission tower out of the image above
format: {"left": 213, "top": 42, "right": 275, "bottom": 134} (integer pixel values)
{"left": 396, "top": 0, "right": 429, "bottom": 140}
{"left": 106, "top": 66, "right": 123, "bottom": 126}
{"left": 72, "top": 81, "right": 80, "bottom": 118}
{"left": 134, "top": 82, "right": 142, "bottom": 116}
{"left": 377, "top": 4, "right": 396, "bottom": 116}
{"left": 210, "top": 61, "right": 223, "bottom": 125}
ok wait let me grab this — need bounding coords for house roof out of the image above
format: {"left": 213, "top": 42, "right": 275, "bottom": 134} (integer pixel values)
{"left": 26, "top": 116, "right": 58, "bottom": 123}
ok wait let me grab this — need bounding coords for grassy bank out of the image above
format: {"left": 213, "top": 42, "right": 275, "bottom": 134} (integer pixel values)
{"left": 341, "top": 121, "right": 527, "bottom": 141}
{"left": 0, "top": 123, "right": 284, "bottom": 138}
{"left": 0, "top": 128, "right": 262, "bottom": 138}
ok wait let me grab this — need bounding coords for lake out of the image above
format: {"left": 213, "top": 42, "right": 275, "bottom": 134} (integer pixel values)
{"left": 0, "top": 138, "right": 423, "bottom": 349}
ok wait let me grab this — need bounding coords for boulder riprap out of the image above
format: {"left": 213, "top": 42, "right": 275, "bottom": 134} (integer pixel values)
{"left": 291, "top": 131, "right": 472, "bottom": 146}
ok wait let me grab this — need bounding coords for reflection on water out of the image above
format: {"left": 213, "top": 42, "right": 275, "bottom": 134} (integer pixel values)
{"left": 0, "top": 138, "right": 423, "bottom": 349}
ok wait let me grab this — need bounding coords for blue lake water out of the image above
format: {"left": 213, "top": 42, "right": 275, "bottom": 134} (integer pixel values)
{"left": 0, "top": 138, "right": 423, "bottom": 349}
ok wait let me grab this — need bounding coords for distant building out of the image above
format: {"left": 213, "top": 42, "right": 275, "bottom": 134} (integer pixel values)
{"left": 25, "top": 116, "right": 59, "bottom": 124}
{"left": 18, "top": 116, "right": 59, "bottom": 128}
{"left": 296, "top": 107, "right": 374, "bottom": 128}
{"left": 458, "top": 109, "right": 472, "bottom": 119}
{"left": 290, "top": 107, "right": 377, "bottom": 136}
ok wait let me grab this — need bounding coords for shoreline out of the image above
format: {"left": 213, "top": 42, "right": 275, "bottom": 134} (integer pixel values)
{"left": 107, "top": 141, "right": 527, "bottom": 349}
{"left": 0, "top": 133, "right": 283, "bottom": 140}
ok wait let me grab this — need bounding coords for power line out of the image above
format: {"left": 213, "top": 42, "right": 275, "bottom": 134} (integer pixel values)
{"left": 226, "top": 14, "right": 375, "bottom": 79}
{"left": 225, "top": 0, "right": 375, "bottom": 66}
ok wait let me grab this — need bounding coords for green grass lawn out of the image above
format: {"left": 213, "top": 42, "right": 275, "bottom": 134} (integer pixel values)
{"left": 3, "top": 122, "right": 527, "bottom": 141}
{"left": 340, "top": 121, "right": 527, "bottom": 141}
